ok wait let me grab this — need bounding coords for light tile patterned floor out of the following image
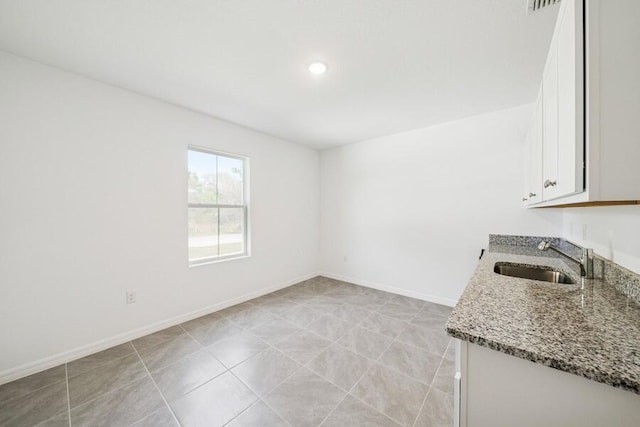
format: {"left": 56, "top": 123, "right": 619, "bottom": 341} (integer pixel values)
{"left": 0, "top": 276, "right": 454, "bottom": 427}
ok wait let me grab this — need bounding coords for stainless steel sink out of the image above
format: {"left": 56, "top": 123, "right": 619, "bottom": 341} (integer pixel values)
{"left": 494, "top": 263, "right": 576, "bottom": 285}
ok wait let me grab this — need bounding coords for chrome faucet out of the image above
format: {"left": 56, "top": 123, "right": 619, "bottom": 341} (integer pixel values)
{"left": 538, "top": 240, "right": 594, "bottom": 279}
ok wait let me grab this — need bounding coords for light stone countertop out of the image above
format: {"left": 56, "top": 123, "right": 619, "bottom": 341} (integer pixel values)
{"left": 446, "top": 243, "right": 640, "bottom": 394}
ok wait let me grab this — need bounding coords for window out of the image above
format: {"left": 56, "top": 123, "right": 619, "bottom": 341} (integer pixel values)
{"left": 188, "top": 147, "right": 248, "bottom": 265}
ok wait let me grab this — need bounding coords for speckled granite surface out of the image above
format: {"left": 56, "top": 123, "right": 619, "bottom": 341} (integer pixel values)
{"left": 447, "top": 237, "right": 640, "bottom": 394}
{"left": 603, "top": 258, "right": 640, "bottom": 303}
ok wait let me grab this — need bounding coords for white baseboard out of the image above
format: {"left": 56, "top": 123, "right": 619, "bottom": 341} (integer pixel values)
{"left": 320, "top": 271, "right": 458, "bottom": 307}
{"left": 0, "top": 272, "right": 319, "bottom": 386}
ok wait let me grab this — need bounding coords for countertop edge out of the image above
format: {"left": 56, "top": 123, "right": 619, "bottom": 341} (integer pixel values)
{"left": 447, "top": 320, "right": 640, "bottom": 395}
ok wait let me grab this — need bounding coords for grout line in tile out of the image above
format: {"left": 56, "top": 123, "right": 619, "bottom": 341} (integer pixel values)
{"left": 372, "top": 357, "right": 441, "bottom": 388}
{"left": 130, "top": 329, "right": 191, "bottom": 355}
{"left": 133, "top": 329, "right": 206, "bottom": 374}
{"left": 131, "top": 341, "right": 183, "bottom": 427}
{"left": 360, "top": 297, "right": 432, "bottom": 423}
{"left": 66, "top": 346, "right": 138, "bottom": 381}
{"left": 304, "top": 349, "right": 399, "bottom": 426}
{"left": 256, "top": 398, "right": 295, "bottom": 427}
{"left": 0, "top": 375, "right": 68, "bottom": 406}
{"left": 68, "top": 370, "right": 151, "bottom": 413}
{"left": 232, "top": 339, "right": 300, "bottom": 390}
{"left": 227, "top": 310, "right": 353, "bottom": 423}
{"left": 363, "top": 306, "right": 429, "bottom": 425}
{"left": 219, "top": 399, "right": 261, "bottom": 427}
{"left": 65, "top": 364, "right": 71, "bottom": 427}
{"left": 394, "top": 326, "right": 452, "bottom": 352}
{"left": 174, "top": 325, "right": 235, "bottom": 387}
{"left": 412, "top": 386, "right": 435, "bottom": 427}
{"left": 222, "top": 371, "right": 295, "bottom": 427}
{"left": 218, "top": 309, "right": 273, "bottom": 330}
{"left": 235, "top": 330, "right": 304, "bottom": 395}
{"left": 177, "top": 323, "right": 207, "bottom": 345}
{"left": 318, "top": 304, "right": 420, "bottom": 427}
{"left": 411, "top": 338, "right": 453, "bottom": 427}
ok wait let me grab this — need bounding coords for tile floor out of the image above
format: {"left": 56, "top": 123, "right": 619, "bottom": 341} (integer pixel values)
{"left": 0, "top": 276, "right": 454, "bottom": 427}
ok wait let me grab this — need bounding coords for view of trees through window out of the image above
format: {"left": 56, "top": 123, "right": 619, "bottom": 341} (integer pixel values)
{"left": 188, "top": 149, "right": 246, "bottom": 262}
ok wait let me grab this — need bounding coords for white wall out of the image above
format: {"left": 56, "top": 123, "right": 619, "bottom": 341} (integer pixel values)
{"left": 563, "top": 206, "right": 640, "bottom": 274}
{"left": 0, "top": 52, "right": 319, "bottom": 380}
{"left": 320, "top": 105, "right": 563, "bottom": 305}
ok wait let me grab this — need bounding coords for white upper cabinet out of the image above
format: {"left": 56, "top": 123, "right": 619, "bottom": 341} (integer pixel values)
{"left": 524, "top": 0, "right": 640, "bottom": 207}
{"left": 539, "top": 0, "right": 584, "bottom": 202}
{"left": 523, "top": 130, "right": 532, "bottom": 204}
{"left": 555, "top": 0, "right": 584, "bottom": 198}
{"left": 523, "top": 92, "right": 543, "bottom": 205}
{"left": 542, "top": 0, "right": 584, "bottom": 200}
{"left": 541, "top": 37, "right": 561, "bottom": 201}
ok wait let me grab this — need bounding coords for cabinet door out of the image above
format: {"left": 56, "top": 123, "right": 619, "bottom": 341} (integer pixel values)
{"left": 542, "top": 0, "right": 584, "bottom": 201}
{"left": 556, "top": 0, "right": 584, "bottom": 197}
{"left": 523, "top": 129, "right": 532, "bottom": 204}
{"left": 542, "top": 37, "right": 559, "bottom": 201}
{"left": 526, "top": 93, "right": 544, "bottom": 205}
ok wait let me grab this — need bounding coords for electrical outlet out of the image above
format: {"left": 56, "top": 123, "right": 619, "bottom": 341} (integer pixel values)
{"left": 126, "top": 291, "right": 137, "bottom": 304}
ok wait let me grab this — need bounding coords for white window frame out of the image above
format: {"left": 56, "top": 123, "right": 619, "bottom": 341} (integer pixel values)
{"left": 188, "top": 146, "right": 250, "bottom": 266}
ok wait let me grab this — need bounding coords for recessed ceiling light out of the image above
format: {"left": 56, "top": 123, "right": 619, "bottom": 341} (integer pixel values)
{"left": 308, "top": 61, "right": 328, "bottom": 75}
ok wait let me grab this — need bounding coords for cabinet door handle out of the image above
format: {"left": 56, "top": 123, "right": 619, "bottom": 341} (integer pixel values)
{"left": 543, "top": 179, "right": 557, "bottom": 188}
{"left": 522, "top": 197, "right": 528, "bottom": 202}
{"left": 529, "top": 192, "right": 537, "bottom": 197}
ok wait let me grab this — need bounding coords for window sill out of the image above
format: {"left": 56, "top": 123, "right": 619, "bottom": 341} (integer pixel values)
{"left": 189, "top": 254, "right": 250, "bottom": 268}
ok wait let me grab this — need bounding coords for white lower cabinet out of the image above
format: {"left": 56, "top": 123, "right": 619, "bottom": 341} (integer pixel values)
{"left": 455, "top": 341, "right": 640, "bottom": 427}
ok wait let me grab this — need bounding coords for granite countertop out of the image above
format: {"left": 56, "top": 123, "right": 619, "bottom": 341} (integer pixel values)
{"left": 446, "top": 238, "right": 640, "bottom": 394}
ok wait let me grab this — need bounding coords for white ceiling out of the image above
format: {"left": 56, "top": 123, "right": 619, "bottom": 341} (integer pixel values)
{"left": 0, "top": 0, "right": 559, "bottom": 149}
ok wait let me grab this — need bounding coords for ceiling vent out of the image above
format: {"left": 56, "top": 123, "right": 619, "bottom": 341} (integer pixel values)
{"left": 528, "top": 0, "right": 561, "bottom": 12}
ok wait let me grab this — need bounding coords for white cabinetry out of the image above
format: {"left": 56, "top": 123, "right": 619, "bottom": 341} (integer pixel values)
{"left": 523, "top": 0, "right": 640, "bottom": 207}
{"left": 540, "top": 0, "right": 584, "bottom": 202}
{"left": 522, "top": 92, "right": 543, "bottom": 205}
{"left": 541, "top": 36, "right": 563, "bottom": 201}
{"left": 555, "top": 0, "right": 584, "bottom": 198}
{"left": 455, "top": 341, "right": 640, "bottom": 427}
